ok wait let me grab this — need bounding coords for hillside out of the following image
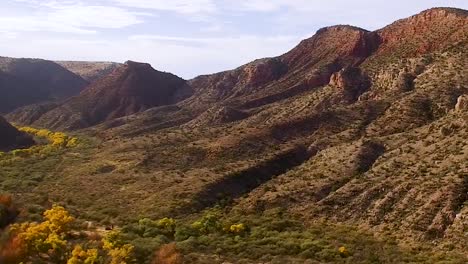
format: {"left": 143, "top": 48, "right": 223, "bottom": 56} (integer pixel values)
{"left": 0, "top": 116, "right": 34, "bottom": 151}
{"left": 1, "top": 7, "right": 467, "bottom": 264}
{"left": 9, "top": 61, "right": 192, "bottom": 130}
{"left": 0, "top": 57, "right": 88, "bottom": 113}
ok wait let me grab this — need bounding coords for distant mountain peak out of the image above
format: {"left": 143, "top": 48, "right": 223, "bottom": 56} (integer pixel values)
{"left": 124, "top": 60, "right": 152, "bottom": 68}
{"left": 418, "top": 7, "right": 468, "bottom": 16}
{"left": 373, "top": 6, "right": 467, "bottom": 58}
{"left": 56, "top": 61, "right": 122, "bottom": 82}
{"left": 316, "top": 25, "right": 369, "bottom": 34}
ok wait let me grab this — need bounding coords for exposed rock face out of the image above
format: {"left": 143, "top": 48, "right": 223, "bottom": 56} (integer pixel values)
{"left": 185, "top": 25, "right": 381, "bottom": 113}
{"left": 0, "top": 116, "right": 34, "bottom": 151}
{"left": 187, "top": 58, "right": 288, "bottom": 106}
{"left": 329, "top": 67, "right": 371, "bottom": 102}
{"left": 375, "top": 8, "right": 468, "bottom": 58}
{"left": 393, "top": 70, "right": 416, "bottom": 92}
{"left": 0, "top": 57, "right": 88, "bottom": 113}
{"left": 241, "top": 58, "right": 288, "bottom": 88}
{"left": 455, "top": 95, "right": 468, "bottom": 112}
{"left": 12, "top": 61, "right": 192, "bottom": 130}
{"left": 282, "top": 25, "right": 380, "bottom": 69}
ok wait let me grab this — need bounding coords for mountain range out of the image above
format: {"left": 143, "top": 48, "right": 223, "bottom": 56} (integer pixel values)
{"left": 0, "top": 7, "right": 467, "bottom": 263}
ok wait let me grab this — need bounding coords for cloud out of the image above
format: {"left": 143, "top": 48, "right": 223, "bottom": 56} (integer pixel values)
{"left": 1, "top": 1, "right": 143, "bottom": 34}
{"left": 125, "top": 34, "right": 300, "bottom": 76}
{"left": 0, "top": 31, "right": 18, "bottom": 39}
{"left": 0, "top": 33, "right": 301, "bottom": 78}
{"left": 113, "top": 0, "right": 216, "bottom": 14}
{"left": 2, "top": 0, "right": 468, "bottom": 79}
{"left": 233, "top": 0, "right": 289, "bottom": 12}
{"left": 128, "top": 35, "right": 222, "bottom": 43}
{"left": 234, "top": 0, "right": 468, "bottom": 30}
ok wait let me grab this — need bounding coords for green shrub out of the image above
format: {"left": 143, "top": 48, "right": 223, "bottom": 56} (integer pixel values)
{"left": 190, "top": 213, "right": 222, "bottom": 235}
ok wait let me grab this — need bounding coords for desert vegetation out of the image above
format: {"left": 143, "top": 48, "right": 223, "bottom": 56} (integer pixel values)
{"left": 1, "top": 203, "right": 466, "bottom": 264}
{"left": 0, "top": 126, "right": 79, "bottom": 165}
{"left": 0, "top": 204, "right": 135, "bottom": 264}
{"left": 0, "top": 7, "right": 466, "bottom": 264}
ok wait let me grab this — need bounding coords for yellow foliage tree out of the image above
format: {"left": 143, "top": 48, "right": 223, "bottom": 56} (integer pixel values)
{"left": 229, "top": 223, "right": 246, "bottom": 234}
{"left": 9, "top": 126, "right": 80, "bottom": 159}
{"left": 339, "top": 246, "right": 350, "bottom": 257}
{"left": 102, "top": 231, "right": 135, "bottom": 264}
{"left": 157, "top": 218, "right": 177, "bottom": 234}
{"left": 17, "top": 126, "right": 79, "bottom": 149}
{"left": 10, "top": 205, "right": 75, "bottom": 262}
{"left": 6, "top": 205, "right": 137, "bottom": 264}
{"left": 67, "top": 245, "right": 99, "bottom": 264}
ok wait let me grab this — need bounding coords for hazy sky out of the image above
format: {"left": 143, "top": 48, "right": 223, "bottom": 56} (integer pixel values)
{"left": 1, "top": 0, "right": 467, "bottom": 78}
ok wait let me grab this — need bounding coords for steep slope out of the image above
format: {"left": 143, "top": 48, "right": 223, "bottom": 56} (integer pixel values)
{"left": 0, "top": 116, "right": 34, "bottom": 151}
{"left": 0, "top": 57, "right": 88, "bottom": 113}
{"left": 0, "top": 71, "right": 46, "bottom": 114}
{"left": 372, "top": 8, "right": 467, "bottom": 62}
{"left": 98, "top": 25, "right": 381, "bottom": 134}
{"left": 184, "top": 25, "right": 379, "bottom": 112}
{"left": 222, "top": 7, "right": 467, "bottom": 243}
{"left": 12, "top": 61, "right": 193, "bottom": 130}
{"left": 56, "top": 61, "right": 122, "bottom": 82}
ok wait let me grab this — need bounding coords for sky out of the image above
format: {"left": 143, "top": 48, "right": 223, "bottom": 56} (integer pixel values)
{"left": 0, "top": 0, "right": 467, "bottom": 79}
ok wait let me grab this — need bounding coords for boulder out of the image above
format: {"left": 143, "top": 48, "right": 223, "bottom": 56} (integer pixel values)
{"left": 329, "top": 67, "right": 371, "bottom": 102}
{"left": 455, "top": 95, "right": 467, "bottom": 112}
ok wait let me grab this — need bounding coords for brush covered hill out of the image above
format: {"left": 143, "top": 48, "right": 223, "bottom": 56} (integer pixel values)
{"left": 0, "top": 57, "right": 89, "bottom": 113}
{"left": 0, "top": 116, "right": 34, "bottom": 151}
{"left": 9, "top": 61, "right": 193, "bottom": 130}
{"left": 2, "top": 7, "right": 468, "bottom": 264}
{"left": 56, "top": 61, "right": 122, "bottom": 82}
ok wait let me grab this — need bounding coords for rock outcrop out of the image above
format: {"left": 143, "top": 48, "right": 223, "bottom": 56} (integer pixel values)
{"left": 455, "top": 95, "right": 468, "bottom": 112}
{"left": 185, "top": 25, "right": 381, "bottom": 113}
{"left": 374, "top": 8, "right": 468, "bottom": 59}
{"left": 329, "top": 67, "right": 371, "bottom": 102}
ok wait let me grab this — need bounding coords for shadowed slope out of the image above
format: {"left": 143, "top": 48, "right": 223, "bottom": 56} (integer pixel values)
{"left": 0, "top": 57, "right": 88, "bottom": 113}
{"left": 13, "top": 61, "right": 192, "bottom": 130}
{"left": 0, "top": 116, "right": 34, "bottom": 151}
